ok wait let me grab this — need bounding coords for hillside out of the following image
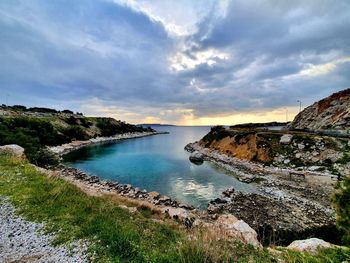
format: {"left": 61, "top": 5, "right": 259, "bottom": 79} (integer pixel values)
{"left": 198, "top": 126, "right": 349, "bottom": 176}
{"left": 288, "top": 89, "right": 350, "bottom": 131}
{"left": 0, "top": 105, "right": 153, "bottom": 166}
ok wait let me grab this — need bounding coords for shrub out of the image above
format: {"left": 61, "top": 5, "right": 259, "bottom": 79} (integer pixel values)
{"left": 27, "top": 148, "right": 60, "bottom": 167}
{"left": 333, "top": 176, "right": 350, "bottom": 244}
{"left": 62, "top": 125, "right": 89, "bottom": 141}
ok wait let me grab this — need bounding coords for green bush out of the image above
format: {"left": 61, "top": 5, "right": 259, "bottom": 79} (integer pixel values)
{"left": 61, "top": 125, "right": 89, "bottom": 141}
{"left": 27, "top": 148, "right": 60, "bottom": 167}
{"left": 96, "top": 118, "right": 120, "bottom": 136}
{"left": 333, "top": 176, "right": 350, "bottom": 244}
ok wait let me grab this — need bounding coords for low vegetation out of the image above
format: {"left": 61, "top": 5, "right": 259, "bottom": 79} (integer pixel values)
{"left": 0, "top": 107, "right": 152, "bottom": 167}
{"left": 0, "top": 154, "right": 349, "bottom": 262}
{"left": 333, "top": 176, "right": 350, "bottom": 245}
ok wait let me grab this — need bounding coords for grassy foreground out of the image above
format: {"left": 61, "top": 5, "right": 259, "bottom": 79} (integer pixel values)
{"left": 0, "top": 154, "right": 349, "bottom": 262}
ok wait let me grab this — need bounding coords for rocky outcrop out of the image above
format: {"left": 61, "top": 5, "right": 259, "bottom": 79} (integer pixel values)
{"left": 288, "top": 88, "right": 350, "bottom": 131}
{"left": 189, "top": 151, "right": 204, "bottom": 164}
{"left": 0, "top": 144, "right": 25, "bottom": 159}
{"left": 193, "top": 127, "right": 349, "bottom": 177}
{"left": 185, "top": 142, "right": 341, "bottom": 245}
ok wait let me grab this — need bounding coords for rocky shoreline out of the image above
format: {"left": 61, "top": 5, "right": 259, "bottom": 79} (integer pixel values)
{"left": 49, "top": 131, "right": 167, "bottom": 156}
{"left": 47, "top": 131, "right": 339, "bottom": 246}
{"left": 185, "top": 142, "right": 339, "bottom": 245}
{"left": 38, "top": 164, "right": 261, "bottom": 247}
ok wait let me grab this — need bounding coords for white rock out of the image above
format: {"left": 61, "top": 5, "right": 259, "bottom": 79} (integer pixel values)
{"left": 298, "top": 143, "right": 305, "bottom": 150}
{"left": 287, "top": 238, "right": 334, "bottom": 253}
{"left": 231, "top": 220, "right": 261, "bottom": 247}
{"left": 280, "top": 134, "right": 293, "bottom": 145}
{"left": 0, "top": 144, "right": 25, "bottom": 158}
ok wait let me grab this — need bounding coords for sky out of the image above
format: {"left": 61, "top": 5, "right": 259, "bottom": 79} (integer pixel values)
{"left": 0, "top": 0, "right": 349, "bottom": 125}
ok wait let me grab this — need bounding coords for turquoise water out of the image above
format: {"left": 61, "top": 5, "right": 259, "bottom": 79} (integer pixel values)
{"left": 64, "top": 126, "right": 257, "bottom": 209}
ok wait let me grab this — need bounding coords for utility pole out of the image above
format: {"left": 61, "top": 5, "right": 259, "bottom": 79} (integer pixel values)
{"left": 286, "top": 108, "right": 288, "bottom": 122}
{"left": 6, "top": 94, "right": 9, "bottom": 106}
{"left": 297, "top": 100, "right": 302, "bottom": 113}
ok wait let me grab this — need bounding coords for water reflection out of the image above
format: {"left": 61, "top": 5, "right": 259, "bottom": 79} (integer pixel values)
{"left": 64, "top": 126, "right": 258, "bottom": 209}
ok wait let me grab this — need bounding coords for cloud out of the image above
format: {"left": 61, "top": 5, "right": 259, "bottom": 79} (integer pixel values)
{"left": 0, "top": 0, "right": 349, "bottom": 125}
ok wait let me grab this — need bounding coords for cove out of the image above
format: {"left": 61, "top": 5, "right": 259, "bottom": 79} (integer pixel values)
{"left": 64, "top": 126, "right": 257, "bottom": 209}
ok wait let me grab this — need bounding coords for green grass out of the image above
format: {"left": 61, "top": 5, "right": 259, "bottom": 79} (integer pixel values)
{"left": 0, "top": 154, "right": 349, "bottom": 262}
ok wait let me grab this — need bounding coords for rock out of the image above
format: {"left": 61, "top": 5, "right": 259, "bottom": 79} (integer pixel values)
{"left": 222, "top": 187, "right": 235, "bottom": 198}
{"left": 288, "top": 88, "right": 350, "bottom": 130}
{"left": 207, "top": 203, "right": 223, "bottom": 214}
{"left": 283, "top": 159, "right": 291, "bottom": 165}
{"left": 148, "top": 191, "right": 160, "bottom": 199}
{"left": 216, "top": 214, "right": 238, "bottom": 225}
{"left": 308, "top": 166, "right": 321, "bottom": 171}
{"left": 158, "top": 195, "right": 171, "bottom": 202}
{"left": 231, "top": 220, "right": 261, "bottom": 247}
{"left": 287, "top": 238, "right": 334, "bottom": 253}
{"left": 178, "top": 203, "right": 195, "bottom": 210}
{"left": 297, "top": 143, "right": 305, "bottom": 150}
{"left": 280, "top": 134, "right": 293, "bottom": 145}
{"left": 215, "top": 215, "right": 261, "bottom": 247}
{"left": 0, "top": 144, "right": 25, "bottom": 158}
{"left": 189, "top": 151, "right": 204, "bottom": 164}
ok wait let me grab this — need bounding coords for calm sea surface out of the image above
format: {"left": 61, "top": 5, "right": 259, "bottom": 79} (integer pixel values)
{"left": 64, "top": 126, "right": 257, "bottom": 209}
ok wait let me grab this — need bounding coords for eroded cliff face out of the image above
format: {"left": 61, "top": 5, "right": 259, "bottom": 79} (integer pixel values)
{"left": 200, "top": 126, "right": 349, "bottom": 176}
{"left": 288, "top": 88, "right": 350, "bottom": 130}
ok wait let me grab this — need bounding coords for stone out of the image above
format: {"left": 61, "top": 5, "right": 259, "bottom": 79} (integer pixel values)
{"left": 298, "top": 143, "right": 305, "bottom": 150}
{"left": 207, "top": 203, "right": 223, "bottom": 214}
{"left": 295, "top": 153, "right": 302, "bottom": 158}
{"left": 287, "top": 238, "right": 334, "bottom": 253}
{"left": 0, "top": 144, "right": 25, "bottom": 158}
{"left": 280, "top": 134, "right": 293, "bottom": 145}
{"left": 222, "top": 187, "right": 235, "bottom": 198}
{"left": 231, "top": 220, "right": 261, "bottom": 247}
{"left": 189, "top": 151, "right": 204, "bottom": 164}
{"left": 158, "top": 195, "right": 171, "bottom": 202}
{"left": 216, "top": 214, "right": 238, "bottom": 225}
{"left": 308, "top": 166, "right": 321, "bottom": 171}
{"left": 148, "top": 191, "right": 160, "bottom": 199}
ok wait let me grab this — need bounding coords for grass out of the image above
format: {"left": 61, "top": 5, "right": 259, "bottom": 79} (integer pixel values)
{"left": 0, "top": 153, "right": 349, "bottom": 262}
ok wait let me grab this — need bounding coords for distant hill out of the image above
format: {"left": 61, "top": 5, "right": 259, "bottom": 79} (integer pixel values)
{"left": 288, "top": 89, "right": 350, "bottom": 130}
{"left": 138, "top": 123, "right": 176, "bottom": 127}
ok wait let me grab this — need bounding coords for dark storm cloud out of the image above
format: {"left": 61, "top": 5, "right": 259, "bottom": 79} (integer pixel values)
{"left": 0, "top": 0, "right": 349, "bottom": 123}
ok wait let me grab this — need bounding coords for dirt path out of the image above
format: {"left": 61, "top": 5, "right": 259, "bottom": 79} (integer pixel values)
{"left": 0, "top": 197, "right": 88, "bottom": 263}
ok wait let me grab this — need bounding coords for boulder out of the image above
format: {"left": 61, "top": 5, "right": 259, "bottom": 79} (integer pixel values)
{"left": 287, "top": 238, "right": 334, "bottom": 253}
{"left": 280, "top": 134, "right": 293, "bottom": 145}
{"left": 0, "top": 144, "right": 25, "bottom": 158}
{"left": 231, "top": 220, "right": 261, "bottom": 247}
{"left": 215, "top": 215, "right": 261, "bottom": 247}
{"left": 189, "top": 151, "right": 204, "bottom": 164}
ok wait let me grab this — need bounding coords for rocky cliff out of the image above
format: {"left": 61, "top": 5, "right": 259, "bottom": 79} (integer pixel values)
{"left": 288, "top": 88, "right": 350, "bottom": 131}
{"left": 198, "top": 126, "right": 349, "bottom": 176}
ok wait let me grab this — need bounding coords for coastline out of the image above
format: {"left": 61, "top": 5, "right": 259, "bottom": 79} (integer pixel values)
{"left": 45, "top": 131, "right": 262, "bottom": 246}
{"left": 185, "top": 142, "right": 337, "bottom": 180}
{"left": 49, "top": 131, "right": 167, "bottom": 156}
{"left": 185, "top": 142, "right": 338, "bottom": 245}
{"left": 37, "top": 164, "right": 261, "bottom": 247}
